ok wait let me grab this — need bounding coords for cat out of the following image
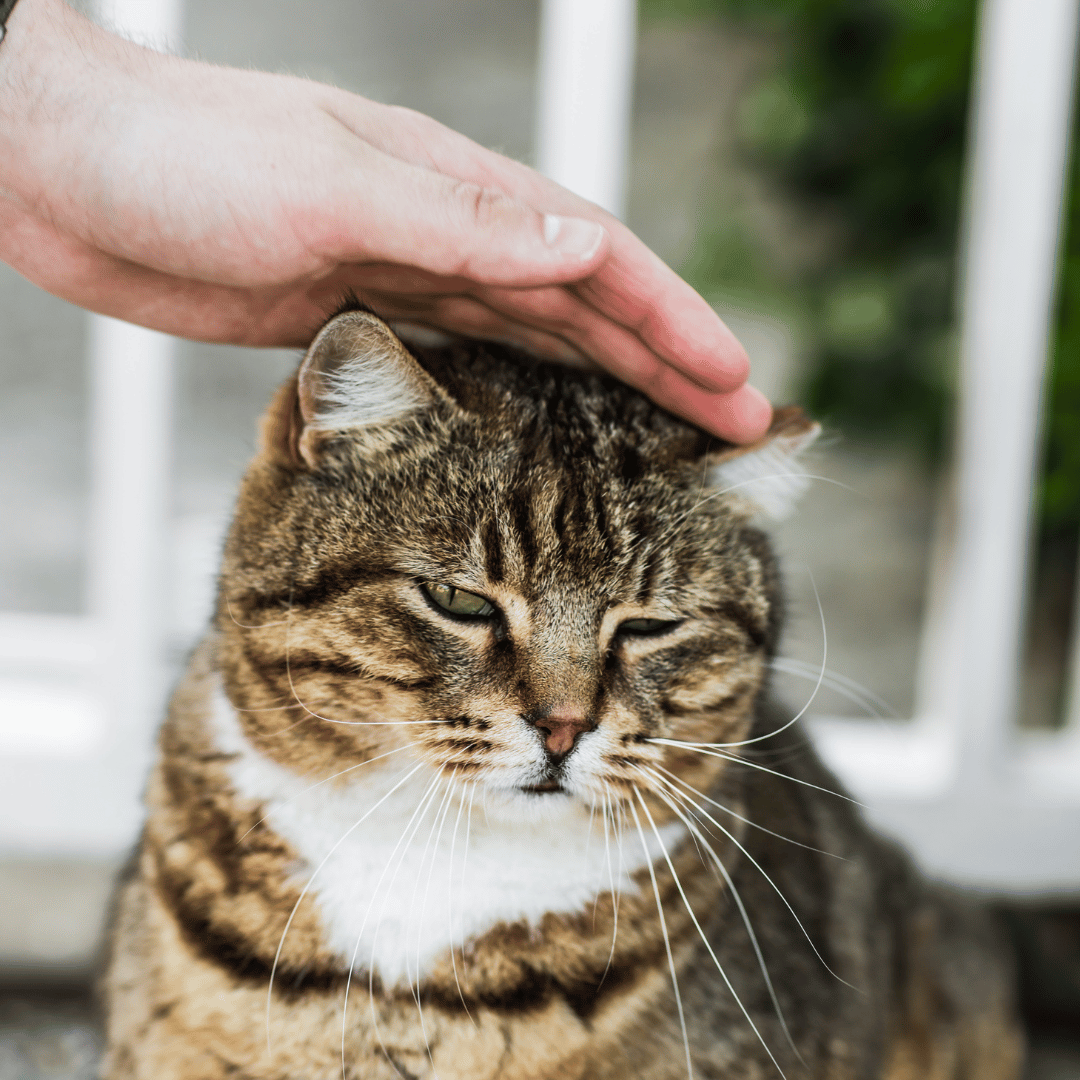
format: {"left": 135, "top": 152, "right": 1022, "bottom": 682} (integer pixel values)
{"left": 101, "top": 306, "right": 1023, "bottom": 1080}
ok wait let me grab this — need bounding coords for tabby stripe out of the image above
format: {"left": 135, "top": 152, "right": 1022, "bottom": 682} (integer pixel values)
{"left": 240, "top": 639, "right": 432, "bottom": 692}
{"left": 634, "top": 547, "right": 660, "bottom": 605}
{"left": 589, "top": 483, "right": 610, "bottom": 544}
{"left": 161, "top": 858, "right": 643, "bottom": 1015}
{"left": 437, "top": 738, "right": 494, "bottom": 753}
{"left": 150, "top": 867, "right": 346, "bottom": 993}
{"left": 661, "top": 691, "right": 743, "bottom": 718}
{"left": 272, "top": 654, "right": 360, "bottom": 679}
{"left": 482, "top": 516, "right": 505, "bottom": 584}
{"left": 702, "top": 600, "right": 768, "bottom": 649}
{"left": 254, "top": 565, "right": 390, "bottom": 613}
{"left": 510, "top": 490, "right": 538, "bottom": 571}
{"left": 237, "top": 636, "right": 300, "bottom": 702}
{"left": 552, "top": 491, "right": 570, "bottom": 550}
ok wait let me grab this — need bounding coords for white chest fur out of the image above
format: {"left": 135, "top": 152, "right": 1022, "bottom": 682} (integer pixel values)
{"left": 209, "top": 686, "right": 682, "bottom": 987}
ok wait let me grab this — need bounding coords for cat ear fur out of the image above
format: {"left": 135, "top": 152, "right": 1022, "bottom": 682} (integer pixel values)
{"left": 262, "top": 311, "right": 443, "bottom": 469}
{"left": 705, "top": 406, "right": 821, "bottom": 520}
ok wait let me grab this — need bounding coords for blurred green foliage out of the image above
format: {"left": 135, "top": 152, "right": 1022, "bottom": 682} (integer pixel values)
{"left": 1046, "top": 134, "right": 1080, "bottom": 535}
{"left": 646, "top": 0, "right": 1080, "bottom": 535}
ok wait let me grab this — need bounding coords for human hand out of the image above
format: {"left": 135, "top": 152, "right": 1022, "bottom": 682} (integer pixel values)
{"left": 0, "top": 0, "right": 771, "bottom": 442}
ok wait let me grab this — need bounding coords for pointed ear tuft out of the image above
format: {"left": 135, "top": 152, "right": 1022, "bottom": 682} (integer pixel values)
{"left": 706, "top": 406, "right": 821, "bottom": 520}
{"left": 265, "top": 311, "right": 440, "bottom": 468}
{"left": 299, "top": 311, "right": 435, "bottom": 430}
{"left": 260, "top": 311, "right": 440, "bottom": 469}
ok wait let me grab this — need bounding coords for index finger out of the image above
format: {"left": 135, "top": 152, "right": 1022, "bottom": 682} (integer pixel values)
{"left": 570, "top": 234, "right": 750, "bottom": 394}
{"left": 407, "top": 123, "right": 755, "bottom": 393}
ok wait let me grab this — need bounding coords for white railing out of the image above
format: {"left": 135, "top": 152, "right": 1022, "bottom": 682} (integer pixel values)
{"left": 1, "top": 0, "right": 1078, "bottom": 892}
{"left": 537, "top": 0, "right": 637, "bottom": 218}
{"left": 0, "top": 0, "right": 182, "bottom": 856}
{"left": 810, "top": 0, "right": 1080, "bottom": 893}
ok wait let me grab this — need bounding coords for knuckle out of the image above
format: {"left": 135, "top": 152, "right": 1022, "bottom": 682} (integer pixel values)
{"left": 452, "top": 181, "right": 515, "bottom": 231}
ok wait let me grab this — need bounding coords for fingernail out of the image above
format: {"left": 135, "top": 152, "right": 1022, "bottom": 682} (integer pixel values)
{"left": 544, "top": 214, "right": 605, "bottom": 261}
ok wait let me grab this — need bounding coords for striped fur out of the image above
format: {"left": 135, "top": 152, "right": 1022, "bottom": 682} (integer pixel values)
{"left": 102, "top": 312, "right": 1023, "bottom": 1080}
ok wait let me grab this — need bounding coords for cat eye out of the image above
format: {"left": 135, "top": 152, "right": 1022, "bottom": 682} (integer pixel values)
{"left": 617, "top": 617, "right": 683, "bottom": 636}
{"left": 421, "top": 582, "right": 496, "bottom": 619}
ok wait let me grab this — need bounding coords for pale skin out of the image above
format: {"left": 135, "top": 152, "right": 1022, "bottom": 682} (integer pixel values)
{"left": 0, "top": 0, "right": 772, "bottom": 442}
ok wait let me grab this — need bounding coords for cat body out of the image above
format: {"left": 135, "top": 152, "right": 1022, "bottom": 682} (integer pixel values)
{"left": 102, "top": 311, "right": 1022, "bottom": 1080}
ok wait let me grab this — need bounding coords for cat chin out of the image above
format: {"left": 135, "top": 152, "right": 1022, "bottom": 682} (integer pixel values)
{"left": 473, "top": 782, "right": 590, "bottom": 827}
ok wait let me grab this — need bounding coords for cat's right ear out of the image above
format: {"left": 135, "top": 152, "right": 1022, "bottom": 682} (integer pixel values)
{"left": 260, "top": 311, "right": 442, "bottom": 469}
{"left": 704, "top": 405, "right": 821, "bottom": 520}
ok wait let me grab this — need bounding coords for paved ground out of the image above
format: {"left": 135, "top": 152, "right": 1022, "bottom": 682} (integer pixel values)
{"left": 0, "top": 991, "right": 100, "bottom": 1080}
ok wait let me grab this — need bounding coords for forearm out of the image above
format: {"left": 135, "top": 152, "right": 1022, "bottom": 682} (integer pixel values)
{"left": 1, "top": 0, "right": 104, "bottom": 214}
{"left": 0, "top": 0, "right": 146, "bottom": 286}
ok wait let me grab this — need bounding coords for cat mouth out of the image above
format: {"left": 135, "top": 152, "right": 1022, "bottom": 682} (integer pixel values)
{"left": 519, "top": 779, "right": 567, "bottom": 795}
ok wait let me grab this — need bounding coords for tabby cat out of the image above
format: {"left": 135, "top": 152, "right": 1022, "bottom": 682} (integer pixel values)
{"left": 102, "top": 307, "right": 1023, "bottom": 1080}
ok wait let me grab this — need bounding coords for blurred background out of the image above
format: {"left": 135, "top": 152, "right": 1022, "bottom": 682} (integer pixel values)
{"left": 1, "top": 0, "right": 1079, "bottom": 1076}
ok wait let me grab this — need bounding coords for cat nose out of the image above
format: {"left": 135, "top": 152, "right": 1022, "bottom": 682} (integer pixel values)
{"left": 530, "top": 705, "right": 595, "bottom": 760}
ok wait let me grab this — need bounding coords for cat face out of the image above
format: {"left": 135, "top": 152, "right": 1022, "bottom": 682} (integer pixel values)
{"left": 216, "top": 311, "right": 816, "bottom": 821}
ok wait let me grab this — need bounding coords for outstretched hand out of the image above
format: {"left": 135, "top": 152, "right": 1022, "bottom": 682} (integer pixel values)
{"left": 0, "top": 0, "right": 771, "bottom": 442}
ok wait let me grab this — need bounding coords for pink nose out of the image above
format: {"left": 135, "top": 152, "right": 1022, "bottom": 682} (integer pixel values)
{"left": 532, "top": 705, "right": 593, "bottom": 758}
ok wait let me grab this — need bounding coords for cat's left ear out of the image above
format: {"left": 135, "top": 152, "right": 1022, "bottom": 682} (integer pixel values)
{"left": 705, "top": 406, "right": 821, "bottom": 520}
{"left": 262, "top": 311, "right": 444, "bottom": 469}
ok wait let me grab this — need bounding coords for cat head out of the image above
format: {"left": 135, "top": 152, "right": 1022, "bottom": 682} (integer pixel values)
{"left": 216, "top": 310, "right": 818, "bottom": 821}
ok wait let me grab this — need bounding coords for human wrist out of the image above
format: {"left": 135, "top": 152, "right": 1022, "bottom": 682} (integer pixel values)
{"left": 0, "top": 0, "right": 74, "bottom": 93}
{"left": 0, "top": 0, "right": 128, "bottom": 219}
{"left": 0, "top": 0, "right": 83, "bottom": 163}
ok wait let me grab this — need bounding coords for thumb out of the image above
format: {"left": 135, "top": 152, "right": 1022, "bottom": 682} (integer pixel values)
{"left": 349, "top": 153, "right": 610, "bottom": 285}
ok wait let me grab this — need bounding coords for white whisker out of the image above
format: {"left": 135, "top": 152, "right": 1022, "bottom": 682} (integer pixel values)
{"left": 458, "top": 783, "right": 477, "bottom": 987}
{"left": 647, "top": 740, "right": 862, "bottom": 805}
{"left": 637, "top": 767, "right": 804, "bottom": 1070}
{"left": 409, "top": 776, "right": 458, "bottom": 1079}
{"left": 652, "top": 763, "right": 844, "bottom": 860}
{"left": 446, "top": 780, "right": 476, "bottom": 1026}
{"left": 650, "top": 769, "right": 860, "bottom": 992}
{"left": 594, "top": 795, "right": 607, "bottom": 928}
{"left": 280, "top": 589, "right": 446, "bottom": 728}
{"left": 226, "top": 595, "right": 290, "bottom": 630}
{"left": 628, "top": 797, "right": 693, "bottom": 1080}
{"left": 407, "top": 778, "right": 455, "bottom": 993}
{"left": 237, "top": 743, "right": 418, "bottom": 847}
{"left": 626, "top": 472, "right": 853, "bottom": 562}
{"left": 324, "top": 719, "right": 454, "bottom": 726}
{"left": 678, "top": 471, "right": 853, "bottom": 529}
{"left": 771, "top": 657, "right": 892, "bottom": 719}
{"left": 684, "top": 568, "right": 826, "bottom": 750}
{"left": 611, "top": 795, "right": 627, "bottom": 963}
{"left": 634, "top": 787, "right": 787, "bottom": 1080}
{"left": 338, "top": 771, "right": 441, "bottom": 1077}
{"left": 598, "top": 790, "right": 620, "bottom": 984}
{"left": 585, "top": 796, "right": 598, "bottom": 875}
{"left": 358, "top": 773, "right": 446, "bottom": 1080}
